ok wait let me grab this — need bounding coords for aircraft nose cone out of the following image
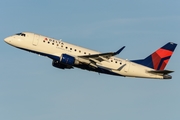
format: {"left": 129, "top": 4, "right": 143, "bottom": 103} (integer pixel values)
{"left": 4, "top": 37, "right": 11, "bottom": 43}
{"left": 4, "top": 38, "right": 8, "bottom": 43}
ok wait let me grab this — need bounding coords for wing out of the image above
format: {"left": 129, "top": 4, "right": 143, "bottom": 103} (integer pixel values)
{"left": 78, "top": 46, "right": 125, "bottom": 63}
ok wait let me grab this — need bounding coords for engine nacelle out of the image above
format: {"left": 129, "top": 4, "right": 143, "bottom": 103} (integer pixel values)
{"left": 52, "top": 60, "right": 73, "bottom": 69}
{"left": 60, "top": 54, "right": 79, "bottom": 65}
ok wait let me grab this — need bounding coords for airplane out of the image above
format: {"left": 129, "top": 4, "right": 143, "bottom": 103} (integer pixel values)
{"left": 4, "top": 32, "right": 177, "bottom": 79}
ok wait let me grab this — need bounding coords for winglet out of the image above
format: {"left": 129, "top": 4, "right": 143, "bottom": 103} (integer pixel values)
{"left": 114, "top": 46, "right": 125, "bottom": 55}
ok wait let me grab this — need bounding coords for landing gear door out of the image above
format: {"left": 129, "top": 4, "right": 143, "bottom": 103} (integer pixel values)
{"left": 32, "top": 34, "right": 40, "bottom": 46}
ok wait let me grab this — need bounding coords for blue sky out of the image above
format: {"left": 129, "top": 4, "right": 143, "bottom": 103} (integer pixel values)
{"left": 0, "top": 0, "right": 180, "bottom": 120}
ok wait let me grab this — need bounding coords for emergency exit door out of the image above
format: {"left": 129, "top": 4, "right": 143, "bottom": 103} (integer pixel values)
{"left": 124, "top": 60, "right": 130, "bottom": 72}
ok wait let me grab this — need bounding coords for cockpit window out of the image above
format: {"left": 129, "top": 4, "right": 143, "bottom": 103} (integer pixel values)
{"left": 16, "top": 33, "right": 26, "bottom": 37}
{"left": 16, "top": 33, "right": 21, "bottom": 35}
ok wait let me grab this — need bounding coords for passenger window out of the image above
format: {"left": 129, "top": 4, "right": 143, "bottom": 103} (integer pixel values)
{"left": 52, "top": 43, "right": 54, "bottom": 45}
{"left": 66, "top": 47, "right": 68, "bottom": 49}
{"left": 75, "top": 49, "right": 76, "bottom": 51}
{"left": 70, "top": 48, "right": 72, "bottom": 50}
{"left": 84, "top": 52, "right": 86, "bottom": 54}
{"left": 48, "top": 42, "right": 50, "bottom": 44}
{"left": 79, "top": 50, "right": 81, "bottom": 53}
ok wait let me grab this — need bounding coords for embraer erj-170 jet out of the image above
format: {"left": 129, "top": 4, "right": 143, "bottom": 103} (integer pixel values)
{"left": 4, "top": 32, "right": 177, "bottom": 79}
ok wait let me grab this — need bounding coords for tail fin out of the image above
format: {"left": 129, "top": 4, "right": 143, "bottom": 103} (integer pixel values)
{"left": 132, "top": 42, "right": 177, "bottom": 70}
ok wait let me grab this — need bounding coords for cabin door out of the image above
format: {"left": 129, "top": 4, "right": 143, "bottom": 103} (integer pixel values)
{"left": 32, "top": 34, "right": 40, "bottom": 46}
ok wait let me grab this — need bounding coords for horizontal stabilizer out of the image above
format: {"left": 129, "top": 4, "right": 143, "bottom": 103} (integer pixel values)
{"left": 148, "top": 70, "right": 174, "bottom": 74}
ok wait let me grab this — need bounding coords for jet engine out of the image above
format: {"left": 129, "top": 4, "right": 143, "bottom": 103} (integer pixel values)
{"left": 52, "top": 60, "right": 73, "bottom": 69}
{"left": 52, "top": 54, "right": 96, "bottom": 70}
{"left": 60, "top": 54, "right": 80, "bottom": 65}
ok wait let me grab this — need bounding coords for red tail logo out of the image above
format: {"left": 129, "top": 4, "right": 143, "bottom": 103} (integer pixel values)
{"left": 152, "top": 48, "right": 173, "bottom": 70}
{"left": 131, "top": 42, "right": 177, "bottom": 70}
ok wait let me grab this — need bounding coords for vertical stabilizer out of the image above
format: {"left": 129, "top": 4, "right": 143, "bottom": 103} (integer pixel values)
{"left": 132, "top": 42, "right": 177, "bottom": 70}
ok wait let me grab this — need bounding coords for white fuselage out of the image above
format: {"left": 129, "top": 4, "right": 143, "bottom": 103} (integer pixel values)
{"left": 4, "top": 32, "right": 165, "bottom": 79}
